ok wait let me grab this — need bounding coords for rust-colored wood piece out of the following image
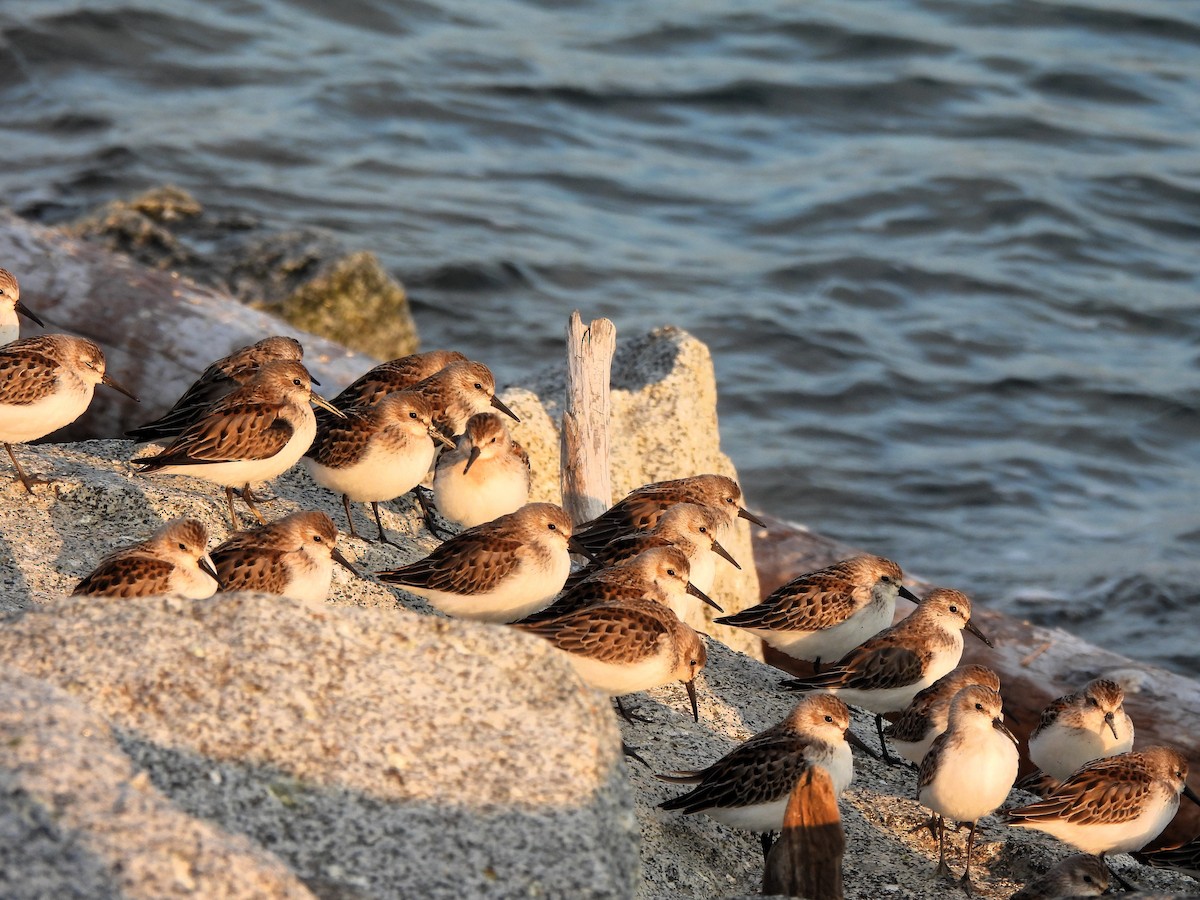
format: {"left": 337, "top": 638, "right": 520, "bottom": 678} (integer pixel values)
{"left": 763, "top": 766, "right": 845, "bottom": 900}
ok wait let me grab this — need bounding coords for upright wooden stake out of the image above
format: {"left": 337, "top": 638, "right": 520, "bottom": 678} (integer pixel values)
{"left": 561, "top": 311, "right": 617, "bottom": 526}
{"left": 762, "top": 767, "right": 845, "bottom": 900}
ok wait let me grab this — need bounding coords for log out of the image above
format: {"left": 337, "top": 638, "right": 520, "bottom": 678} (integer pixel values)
{"left": 763, "top": 766, "right": 844, "bottom": 900}
{"left": 750, "top": 512, "right": 1200, "bottom": 848}
{"left": 560, "top": 311, "right": 617, "bottom": 526}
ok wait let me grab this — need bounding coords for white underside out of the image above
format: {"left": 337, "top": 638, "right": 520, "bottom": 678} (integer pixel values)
{"left": 405, "top": 551, "right": 570, "bottom": 622}
{"left": 280, "top": 553, "right": 334, "bottom": 603}
{"left": 1013, "top": 795, "right": 1179, "bottom": 855}
{"left": 154, "top": 412, "right": 315, "bottom": 488}
{"left": 305, "top": 437, "right": 434, "bottom": 502}
{"left": 0, "top": 379, "right": 93, "bottom": 443}
{"left": 755, "top": 597, "right": 896, "bottom": 663}
{"left": 0, "top": 315, "right": 16, "bottom": 346}
{"left": 565, "top": 645, "right": 674, "bottom": 695}
{"left": 171, "top": 562, "right": 220, "bottom": 599}
{"left": 892, "top": 733, "right": 938, "bottom": 766}
{"left": 1030, "top": 723, "right": 1134, "bottom": 781}
{"left": 828, "top": 641, "right": 962, "bottom": 714}
{"left": 434, "top": 463, "right": 529, "bottom": 528}
{"left": 686, "top": 551, "right": 716, "bottom": 596}
{"left": 919, "top": 730, "right": 1018, "bottom": 823}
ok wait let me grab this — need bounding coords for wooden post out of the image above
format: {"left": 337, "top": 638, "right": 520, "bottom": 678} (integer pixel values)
{"left": 762, "top": 767, "right": 845, "bottom": 900}
{"left": 561, "top": 311, "right": 617, "bottom": 526}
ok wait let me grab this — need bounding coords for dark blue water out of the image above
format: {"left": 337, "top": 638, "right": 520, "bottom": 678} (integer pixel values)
{"left": 2, "top": 0, "right": 1199, "bottom": 674}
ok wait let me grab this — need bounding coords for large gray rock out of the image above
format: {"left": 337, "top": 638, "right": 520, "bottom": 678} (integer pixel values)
{"left": 0, "top": 668, "right": 312, "bottom": 900}
{"left": 0, "top": 593, "right": 635, "bottom": 899}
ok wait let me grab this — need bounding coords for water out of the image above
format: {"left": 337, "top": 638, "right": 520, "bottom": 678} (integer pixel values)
{"left": 2, "top": 0, "right": 1199, "bottom": 675}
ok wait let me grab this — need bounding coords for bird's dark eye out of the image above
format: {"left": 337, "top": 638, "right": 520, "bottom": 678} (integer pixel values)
{"left": 690, "top": 659, "right": 698, "bottom": 667}
{"left": 949, "top": 605, "right": 958, "bottom": 613}
{"left": 1087, "top": 696, "right": 1098, "bottom": 706}
{"left": 547, "top": 523, "right": 557, "bottom": 531}
{"left": 409, "top": 411, "right": 417, "bottom": 418}
{"left": 667, "top": 568, "right": 677, "bottom": 577}
{"left": 490, "top": 437, "right": 497, "bottom": 444}
{"left": 1083, "top": 876, "right": 1094, "bottom": 885}
{"left": 293, "top": 378, "right": 302, "bottom": 386}
{"left": 824, "top": 715, "right": 833, "bottom": 723}
{"left": 178, "top": 542, "right": 187, "bottom": 551}
{"left": 880, "top": 575, "right": 892, "bottom": 583}
{"left": 313, "top": 534, "right": 323, "bottom": 542}
{"left": 975, "top": 703, "right": 984, "bottom": 711}
{"left": 698, "top": 526, "right": 708, "bottom": 534}
{"left": 474, "top": 382, "right": 483, "bottom": 390}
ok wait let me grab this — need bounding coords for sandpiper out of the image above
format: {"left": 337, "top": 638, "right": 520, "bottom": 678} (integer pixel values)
{"left": 377, "top": 503, "right": 576, "bottom": 622}
{"left": 916, "top": 684, "right": 1019, "bottom": 893}
{"left": 211, "top": 510, "right": 360, "bottom": 602}
{"left": 0, "top": 334, "right": 138, "bottom": 492}
{"left": 132, "top": 360, "right": 343, "bottom": 526}
{"left": 408, "top": 359, "right": 519, "bottom": 438}
{"left": 780, "top": 588, "right": 992, "bottom": 763}
{"left": 1004, "top": 746, "right": 1200, "bottom": 856}
{"left": 513, "top": 597, "right": 707, "bottom": 720}
{"left": 562, "top": 502, "right": 738, "bottom": 595}
{"left": 884, "top": 665, "right": 1001, "bottom": 766}
{"left": 72, "top": 517, "right": 219, "bottom": 599}
{"left": 1027, "top": 678, "right": 1135, "bottom": 783}
{"left": 127, "top": 335, "right": 303, "bottom": 442}
{"left": 657, "top": 694, "right": 854, "bottom": 859}
{"left": 1010, "top": 853, "right": 1111, "bottom": 900}
{"left": 431, "top": 412, "right": 531, "bottom": 530}
{"left": 304, "top": 390, "right": 455, "bottom": 544}
{"left": 324, "top": 349, "right": 468, "bottom": 413}
{"left": 0, "top": 268, "right": 44, "bottom": 344}
{"left": 523, "top": 545, "right": 720, "bottom": 623}
{"left": 573, "top": 473, "right": 766, "bottom": 555}
{"left": 716, "top": 554, "right": 920, "bottom": 669}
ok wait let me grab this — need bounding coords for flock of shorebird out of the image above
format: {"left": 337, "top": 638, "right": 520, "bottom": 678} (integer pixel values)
{"left": 1, "top": 266, "right": 1199, "bottom": 898}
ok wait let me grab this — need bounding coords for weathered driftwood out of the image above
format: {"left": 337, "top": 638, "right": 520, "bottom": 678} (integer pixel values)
{"left": 0, "top": 211, "right": 376, "bottom": 442}
{"left": 560, "top": 311, "right": 616, "bottom": 526}
{"left": 763, "top": 766, "right": 845, "bottom": 900}
{"left": 750, "top": 513, "right": 1200, "bottom": 847}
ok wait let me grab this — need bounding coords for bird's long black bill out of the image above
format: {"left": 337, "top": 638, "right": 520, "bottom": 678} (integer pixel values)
{"left": 1105, "top": 713, "right": 1119, "bottom": 741}
{"left": 684, "top": 678, "right": 699, "bottom": 722}
{"left": 567, "top": 536, "right": 595, "bottom": 560}
{"left": 737, "top": 506, "right": 767, "bottom": 528}
{"left": 711, "top": 538, "right": 741, "bottom": 570}
{"left": 993, "top": 717, "right": 1019, "bottom": 748}
{"left": 463, "top": 445, "right": 482, "bottom": 474}
{"left": 199, "top": 556, "right": 221, "bottom": 587}
{"left": 898, "top": 585, "right": 921, "bottom": 603}
{"left": 101, "top": 373, "right": 140, "bottom": 402}
{"left": 845, "top": 728, "right": 881, "bottom": 760}
{"left": 965, "top": 619, "right": 993, "bottom": 648}
{"left": 331, "top": 547, "right": 363, "bottom": 579}
{"left": 1184, "top": 783, "right": 1200, "bottom": 808}
{"left": 490, "top": 394, "right": 520, "bottom": 422}
{"left": 686, "top": 581, "right": 723, "bottom": 612}
{"left": 15, "top": 300, "right": 44, "bottom": 327}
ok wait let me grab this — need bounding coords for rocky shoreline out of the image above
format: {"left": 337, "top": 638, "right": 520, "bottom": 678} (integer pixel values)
{"left": 0, "top": 209, "right": 1198, "bottom": 898}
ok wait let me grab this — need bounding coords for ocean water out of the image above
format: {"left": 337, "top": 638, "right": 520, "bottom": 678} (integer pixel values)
{"left": 1, "top": 0, "right": 1198, "bottom": 674}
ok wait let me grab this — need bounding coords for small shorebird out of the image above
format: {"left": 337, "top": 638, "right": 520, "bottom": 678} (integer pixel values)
{"left": 562, "top": 502, "right": 738, "bottom": 595}
{"left": 0, "top": 334, "right": 138, "bottom": 492}
{"left": 211, "top": 510, "right": 360, "bottom": 602}
{"left": 884, "top": 665, "right": 1001, "bottom": 766}
{"left": 522, "top": 545, "right": 720, "bottom": 623}
{"left": 513, "top": 597, "right": 707, "bottom": 720}
{"left": 1010, "top": 853, "right": 1111, "bottom": 900}
{"left": 127, "top": 335, "right": 303, "bottom": 442}
{"left": 716, "top": 554, "right": 920, "bottom": 669}
{"left": 573, "top": 473, "right": 766, "bottom": 555}
{"left": 132, "top": 360, "right": 343, "bottom": 526}
{"left": 408, "top": 360, "right": 519, "bottom": 438}
{"left": 0, "top": 268, "right": 44, "bottom": 344}
{"left": 72, "top": 517, "right": 219, "bottom": 599}
{"left": 1134, "top": 836, "right": 1200, "bottom": 879}
{"left": 323, "top": 349, "right": 468, "bottom": 413}
{"left": 377, "top": 503, "right": 576, "bottom": 622}
{"left": 1026, "top": 678, "right": 1134, "bottom": 783}
{"left": 657, "top": 694, "right": 854, "bottom": 859}
{"left": 1004, "top": 746, "right": 1200, "bottom": 857}
{"left": 431, "top": 412, "right": 531, "bottom": 530}
{"left": 304, "top": 390, "right": 455, "bottom": 544}
{"left": 780, "top": 588, "right": 992, "bottom": 763}
{"left": 916, "top": 684, "right": 1019, "bottom": 893}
